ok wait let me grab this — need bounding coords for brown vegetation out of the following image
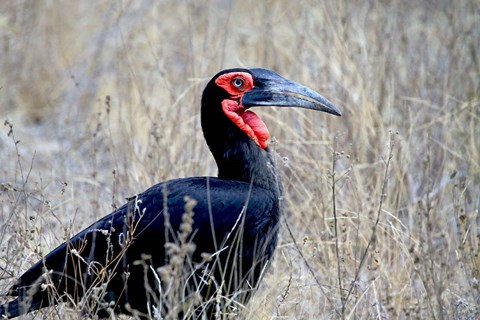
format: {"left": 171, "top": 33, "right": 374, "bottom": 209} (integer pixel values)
{"left": 1, "top": 1, "right": 478, "bottom": 319}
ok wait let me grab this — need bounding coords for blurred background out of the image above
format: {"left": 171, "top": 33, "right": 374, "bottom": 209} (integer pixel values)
{"left": 0, "top": 1, "right": 479, "bottom": 319}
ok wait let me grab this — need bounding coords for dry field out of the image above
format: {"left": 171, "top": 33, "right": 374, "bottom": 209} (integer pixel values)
{"left": 0, "top": 1, "right": 479, "bottom": 319}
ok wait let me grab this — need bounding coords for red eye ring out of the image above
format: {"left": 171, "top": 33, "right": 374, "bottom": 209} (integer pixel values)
{"left": 232, "top": 77, "right": 245, "bottom": 90}
{"left": 215, "top": 72, "right": 253, "bottom": 95}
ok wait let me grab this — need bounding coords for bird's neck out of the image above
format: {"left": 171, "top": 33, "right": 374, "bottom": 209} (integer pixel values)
{"left": 203, "top": 122, "right": 282, "bottom": 194}
{"left": 217, "top": 139, "right": 281, "bottom": 192}
{"left": 201, "top": 88, "right": 282, "bottom": 195}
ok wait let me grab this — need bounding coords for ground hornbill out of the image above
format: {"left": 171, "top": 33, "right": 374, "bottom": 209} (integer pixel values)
{"left": 0, "top": 68, "right": 341, "bottom": 319}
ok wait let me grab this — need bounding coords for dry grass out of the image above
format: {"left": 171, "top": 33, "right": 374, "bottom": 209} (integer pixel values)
{"left": 1, "top": 0, "right": 479, "bottom": 319}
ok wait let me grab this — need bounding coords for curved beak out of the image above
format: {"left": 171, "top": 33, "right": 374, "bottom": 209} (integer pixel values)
{"left": 242, "top": 68, "right": 341, "bottom": 116}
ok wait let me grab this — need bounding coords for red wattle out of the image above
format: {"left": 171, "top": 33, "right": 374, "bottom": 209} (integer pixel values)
{"left": 240, "top": 111, "right": 270, "bottom": 149}
{"left": 221, "top": 100, "right": 270, "bottom": 149}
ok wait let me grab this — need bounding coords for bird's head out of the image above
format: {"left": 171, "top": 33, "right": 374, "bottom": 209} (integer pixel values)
{"left": 202, "top": 68, "right": 341, "bottom": 150}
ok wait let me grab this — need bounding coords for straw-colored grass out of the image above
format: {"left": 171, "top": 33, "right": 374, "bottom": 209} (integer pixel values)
{"left": 1, "top": 0, "right": 478, "bottom": 319}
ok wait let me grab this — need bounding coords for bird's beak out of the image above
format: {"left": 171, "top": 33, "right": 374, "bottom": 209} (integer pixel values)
{"left": 242, "top": 68, "right": 341, "bottom": 116}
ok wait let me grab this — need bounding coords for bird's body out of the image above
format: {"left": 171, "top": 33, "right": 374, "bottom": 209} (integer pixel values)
{"left": 3, "top": 177, "right": 279, "bottom": 318}
{"left": 0, "top": 68, "right": 340, "bottom": 319}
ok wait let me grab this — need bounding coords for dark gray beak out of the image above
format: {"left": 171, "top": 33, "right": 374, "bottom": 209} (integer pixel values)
{"left": 242, "top": 68, "right": 341, "bottom": 116}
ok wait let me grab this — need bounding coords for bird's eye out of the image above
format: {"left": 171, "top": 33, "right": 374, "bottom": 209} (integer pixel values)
{"left": 232, "top": 77, "right": 245, "bottom": 89}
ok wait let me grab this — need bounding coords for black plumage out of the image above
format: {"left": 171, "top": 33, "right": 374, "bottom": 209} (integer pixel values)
{"left": 0, "top": 68, "right": 340, "bottom": 319}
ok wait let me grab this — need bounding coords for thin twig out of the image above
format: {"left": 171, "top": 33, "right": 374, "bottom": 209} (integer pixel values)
{"left": 331, "top": 150, "right": 345, "bottom": 317}
{"left": 283, "top": 216, "right": 341, "bottom": 317}
{"left": 344, "top": 132, "right": 396, "bottom": 306}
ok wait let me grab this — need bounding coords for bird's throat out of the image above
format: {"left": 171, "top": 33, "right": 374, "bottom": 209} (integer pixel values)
{"left": 221, "top": 99, "right": 270, "bottom": 149}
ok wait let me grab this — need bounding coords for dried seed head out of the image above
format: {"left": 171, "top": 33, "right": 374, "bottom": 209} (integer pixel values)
{"left": 157, "top": 265, "right": 172, "bottom": 282}
{"left": 201, "top": 252, "right": 213, "bottom": 262}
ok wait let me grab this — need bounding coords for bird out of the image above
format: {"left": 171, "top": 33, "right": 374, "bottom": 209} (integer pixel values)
{"left": 0, "top": 68, "right": 341, "bottom": 319}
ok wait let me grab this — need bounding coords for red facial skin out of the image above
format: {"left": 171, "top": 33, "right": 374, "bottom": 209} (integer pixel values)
{"left": 215, "top": 72, "right": 270, "bottom": 149}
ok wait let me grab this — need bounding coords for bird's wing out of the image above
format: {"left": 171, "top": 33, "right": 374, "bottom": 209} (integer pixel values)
{"left": 6, "top": 177, "right": 277, "bottom": 303}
